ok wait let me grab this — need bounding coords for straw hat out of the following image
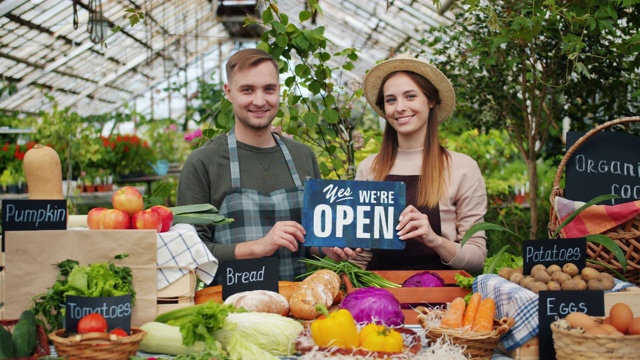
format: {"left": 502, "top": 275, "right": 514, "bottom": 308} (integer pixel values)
{"left": 363, "top": 53, "right": 456, "bottom": 123}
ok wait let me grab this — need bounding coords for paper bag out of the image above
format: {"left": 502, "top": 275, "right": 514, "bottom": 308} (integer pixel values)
{"left": 3, "top": 229, "right": 157, "bottom": 327}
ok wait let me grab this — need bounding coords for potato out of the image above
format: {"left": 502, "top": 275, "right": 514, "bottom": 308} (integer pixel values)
{"left": 499, "top": 267, "right": 515, "bottom": 280}
{"left": 561, "top": 279, "right": 580, "bottom": 291}
{"left": 563, "top": 263, "right": 579, "bottom": 277}
{"left": 547, "top": 281, "right": 561, "bottom": 291}
{"left": 546, "top": 264, "right": 562, "bottom": 276}
{"left": 534, "top": 270, "right": 551, "bottom": 284}
{"left": 581, "top": 267, "right": 600, "bottom": 282}
{"left": 530, "top": 281, "right": 548, "bottom": 294}
{"left": 551, "top": 271, "right": 571, "bottom": 284}
{"left": 575, "top": 278, "right": 588, "bottom": 291}
{"left": 598, "top": 272, "right": 615, "bottom": 290}
{"left": 587, "top": 279, "right": 604, "bottom": 290}
{"left": 510, "top": 272, "right": 525, "bottom": 284}
{"left": 512, "top": 267, "right": 524, "bottom": 275}
{"left": 531, "top": 264, "right": 547, "bottom": 276}
{"left": 519, "top": 276, "right": 536, "bottom": 289}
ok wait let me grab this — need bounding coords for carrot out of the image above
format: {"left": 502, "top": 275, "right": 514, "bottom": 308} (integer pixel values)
{"left": 440, "top": 297, "right": 466, "bottom": 329}
{"left": 471, "top": 297, "right": 496, "bottom": 332}
{"left": 462, "top": 292, "right": 482, "bottom": 331}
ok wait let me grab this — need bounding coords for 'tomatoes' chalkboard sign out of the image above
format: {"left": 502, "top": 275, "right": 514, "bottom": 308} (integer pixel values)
{"left": 522, "top": 238, "right": 586, "bottom": 275}
{"left": 565, "top": 131, "right": 640, "bottom": 205}
{"left": 65, "top": 294, "right": 133, "bottom": 333}
{"left": 218, "top": 257, "right": 278, "bottom": 300}
{"left": 538, "top": 290, "right": 604, "bottom": 360}
{"left": 1, "top": 199, "right": 67, "bottom": 251}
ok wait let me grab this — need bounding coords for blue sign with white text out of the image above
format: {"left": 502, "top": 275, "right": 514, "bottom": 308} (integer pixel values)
{"left": 302, "top": 179, "right": 406, "bottom": 249}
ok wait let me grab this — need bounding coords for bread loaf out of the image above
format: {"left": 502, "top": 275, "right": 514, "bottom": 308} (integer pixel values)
{"left": 223, "top": 290, "right": 289, "bottom": 316}
{"left": 289, "top": 269, "right": 341, "bottom": 320}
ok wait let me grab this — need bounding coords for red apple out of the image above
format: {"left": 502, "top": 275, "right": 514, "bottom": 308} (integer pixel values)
{"left": 99, "top": 209, "right": 131, "bottom": 230}
{"left": 112, "top": 186, "right": 144, "bottom": 216}
{"left": 87, "top": 207, "right": 108, "bottom": 230}
{"left": 132, "top": 209, "right": 162, "bottom": 232}
{"left": 150, "top": 205, "right": 173, "bottom": 232}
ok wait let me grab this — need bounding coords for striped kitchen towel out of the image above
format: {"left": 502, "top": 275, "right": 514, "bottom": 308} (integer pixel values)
{"left": 554, "top": 196, "right": 640, "bottom": 238}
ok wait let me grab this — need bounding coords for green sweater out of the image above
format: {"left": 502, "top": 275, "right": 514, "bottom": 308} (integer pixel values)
{"left": 176, "top": 133, "right": 321, "bottom": 261}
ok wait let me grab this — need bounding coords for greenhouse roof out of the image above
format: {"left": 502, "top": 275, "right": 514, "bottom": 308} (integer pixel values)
{"left": 0, "top": 0, "right": 453, "bottom": 120}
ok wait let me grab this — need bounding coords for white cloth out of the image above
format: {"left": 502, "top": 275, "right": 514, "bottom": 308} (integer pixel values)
{"left": 156, "top": 223, "right": 218, "bottom": 289}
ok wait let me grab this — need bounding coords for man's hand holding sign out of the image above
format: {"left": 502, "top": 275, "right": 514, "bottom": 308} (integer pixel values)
{"left": 303, "top": 179, "right": 407, "bottom": 258}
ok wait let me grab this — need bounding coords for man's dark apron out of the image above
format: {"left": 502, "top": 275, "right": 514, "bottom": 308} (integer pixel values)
{"left": 215, "top": 129, "right": 306, "bottom": 281}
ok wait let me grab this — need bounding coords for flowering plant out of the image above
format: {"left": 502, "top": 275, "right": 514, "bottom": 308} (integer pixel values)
{"left": 0, "top": 141, "right": 35, "bottom": 188}
{"left": 97, "top": 134, "right": 156, "bottom": 177}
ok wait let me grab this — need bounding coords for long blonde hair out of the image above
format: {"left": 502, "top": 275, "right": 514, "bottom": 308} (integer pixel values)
{"left": 371, "top": 71, "right": 450, "bottom": 208}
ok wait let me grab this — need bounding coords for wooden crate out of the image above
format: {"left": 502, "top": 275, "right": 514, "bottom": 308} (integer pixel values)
{"left": 342, "top": 270, "right": 473, "bottom": 325}
{"left": 506, "top": 286, "right": 640, "bottom": 360}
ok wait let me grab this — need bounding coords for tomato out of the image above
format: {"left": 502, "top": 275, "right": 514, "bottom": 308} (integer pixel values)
{"left": 77, "top": 313, "right": 108, "bottom": 334}
{"left": 109, "top": 328, "right": 128, "bottom": 337}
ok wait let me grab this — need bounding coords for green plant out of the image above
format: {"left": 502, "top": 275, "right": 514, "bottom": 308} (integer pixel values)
{"left": 462, "top": 194, "right": 629, "bottom": 280}
{"left": 424, "top": 0, "right": 640, "bottom": 239}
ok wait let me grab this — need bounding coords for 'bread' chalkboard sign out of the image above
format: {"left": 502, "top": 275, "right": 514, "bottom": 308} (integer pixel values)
{"left": 565, "top": 131, "right": 640, "bottom": 205}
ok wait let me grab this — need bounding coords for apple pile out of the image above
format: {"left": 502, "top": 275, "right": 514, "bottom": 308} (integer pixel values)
{"left": 86, "top": 186, "right": 173, "bottom": 232}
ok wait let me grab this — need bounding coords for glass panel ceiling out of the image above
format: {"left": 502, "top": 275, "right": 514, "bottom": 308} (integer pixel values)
{"left": 0, "top": 0, "right": 453, "bottom": 119}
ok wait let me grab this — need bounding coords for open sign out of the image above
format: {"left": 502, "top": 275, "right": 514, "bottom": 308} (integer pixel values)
{"left": 302, "top": 179, "right": 406, "bottom": 249}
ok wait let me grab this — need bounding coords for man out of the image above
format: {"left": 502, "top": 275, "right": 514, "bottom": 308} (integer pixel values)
{"left": 177, "top": 48, "right": 357, "bottom": 281}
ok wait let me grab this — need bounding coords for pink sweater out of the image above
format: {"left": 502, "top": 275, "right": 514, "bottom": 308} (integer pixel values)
{"left": 354, "top": 148, "right": 488, "bottom": 273}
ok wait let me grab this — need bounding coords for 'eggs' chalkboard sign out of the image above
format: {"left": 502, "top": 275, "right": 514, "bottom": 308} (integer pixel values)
{"left": 565, "top": 131, "right": 640, "bottom": 205}
{"left": 538, "top": 290, "right": 604, "bottom": 360}
{"left": 302, "top": 179, "right": 406, "bottom": 250}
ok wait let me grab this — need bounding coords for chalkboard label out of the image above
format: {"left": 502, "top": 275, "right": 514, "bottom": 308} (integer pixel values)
{"left": 565, "top": 131, "right": 640, "bottom": 205}
{"left": 538, "top": 290, "right": 604, "bottom": 360}
{"left": 302, "top": 179, "right": 406, "bottom": 249}
{"left": 219, "top": 257, "right": 278, "bottom": 300}
{"left": 522, "top": 238, "right": 586, "bottom": 275}
{"left": 65, "top": 294, "right": 132, "bottom": 333}
{"left": 1, "top": 199, "right": 67, "bottom": 251}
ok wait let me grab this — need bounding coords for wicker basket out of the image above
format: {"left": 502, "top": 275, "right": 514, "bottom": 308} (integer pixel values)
{"left": 548, "top": 116, "right": 640, "bottom": 285}
{"left": 551, "top": 320, "right": 640, "bottom": 359}
{"left": 49, "top": 327, "right": 146, "bottom": 360}
{"left": 0, "top": 319, "right": 51, "bottom": 359}
{"left": 416, "top": 307, "right": 514, "bottom": 360}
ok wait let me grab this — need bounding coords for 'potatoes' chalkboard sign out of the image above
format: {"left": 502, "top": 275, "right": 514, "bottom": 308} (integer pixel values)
{"left": 522, "top": 238, "right": 586, "bottom": 275}
{"left": 565, "top": 131, "right": 640, "bottom": 205}
{"left": 302, "top": 179, "right": 406, "bottom": 249}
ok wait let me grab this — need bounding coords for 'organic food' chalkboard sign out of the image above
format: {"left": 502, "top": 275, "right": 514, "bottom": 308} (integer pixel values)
{"left": 565, "top": 131, "right": 640, "bottom": 205}
{"left": 302, "top": 179, "right": 406, "bottom": 249}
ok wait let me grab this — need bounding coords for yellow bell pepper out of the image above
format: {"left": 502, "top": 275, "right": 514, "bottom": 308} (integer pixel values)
{"left": 310, "top": 304, "right": 359, "bottom": 348}
{"left": 358, "top": 323, "right": 404, "bottom": 353}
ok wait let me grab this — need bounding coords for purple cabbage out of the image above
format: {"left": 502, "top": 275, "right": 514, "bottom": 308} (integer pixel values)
{"left": 402, "top": 270, "right": 445, "bottom": 288}
{"left": 339, "top": 287, "right": 404, "bottom": 327}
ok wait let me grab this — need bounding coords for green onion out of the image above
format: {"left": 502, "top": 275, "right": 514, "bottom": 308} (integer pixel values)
{"left": 299, "top": 256, "right": 401, "bottom": 288}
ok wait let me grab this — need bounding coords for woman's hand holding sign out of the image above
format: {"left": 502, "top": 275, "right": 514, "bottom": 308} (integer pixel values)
{"left": 396, "top": 205, "right": 457, "bottom": 264}
{"left": 320, "top": 246, "right": 363, "bottom": 262}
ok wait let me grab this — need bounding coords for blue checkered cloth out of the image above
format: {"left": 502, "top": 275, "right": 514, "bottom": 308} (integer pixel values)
{"left": 473, "top": 274, "right": 635, "bottom": 351}
{"left": 156, "top": 223, "right": 218, "bottom": 289}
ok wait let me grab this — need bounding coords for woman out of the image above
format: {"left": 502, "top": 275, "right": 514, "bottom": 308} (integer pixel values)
{"left": 354, "top": 53, "right": 487, "bottom": 274}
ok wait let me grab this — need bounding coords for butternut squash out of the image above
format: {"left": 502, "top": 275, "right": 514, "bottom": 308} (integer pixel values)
{"left": 22, "top": 144, "right": 64, "bottom": 199}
